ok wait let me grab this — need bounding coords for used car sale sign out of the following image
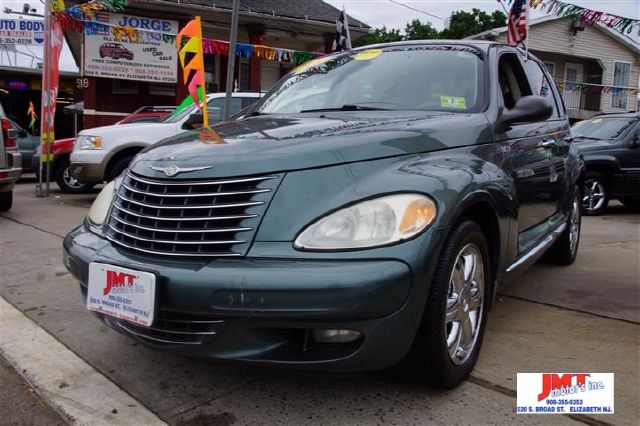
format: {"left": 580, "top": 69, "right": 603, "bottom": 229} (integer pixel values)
{"left": 83, "top": 12, "right": 178, "bottom": 83}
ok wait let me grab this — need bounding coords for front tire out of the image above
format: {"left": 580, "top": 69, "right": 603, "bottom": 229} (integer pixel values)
{"left": 407, "top": 220, "right": 490, "bottom": 388}
{"left": 545, "top": 185, "right": 581, "bottom": 265}
{"left": 55, "top": 159, "right": 94, "bottom": 194}
{"left": 582, "top": 172, "right": 609, "bottom": 215}
{"left": 0, "top": 191, "right": 13, "bottom": 212}
{"left": 106, "top": 156, "right": 133, "bottom": 182}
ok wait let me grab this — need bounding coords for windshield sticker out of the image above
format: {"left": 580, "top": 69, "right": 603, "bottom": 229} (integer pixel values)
{"left": 440, "top": 96, "right": 467, "bottom": 109}
{"left": 291, "top": 56, "right": 333, "bottom": 74}
{"left": 354, "top": 49, "right": 383, "bottom": 61}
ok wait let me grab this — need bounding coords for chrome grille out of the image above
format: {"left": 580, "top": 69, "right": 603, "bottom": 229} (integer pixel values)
{"left": 105, "top": 171, "right": 281, "bottom": 257}
{"left": 115, "top": 311, "right": 226, "bottom": 346}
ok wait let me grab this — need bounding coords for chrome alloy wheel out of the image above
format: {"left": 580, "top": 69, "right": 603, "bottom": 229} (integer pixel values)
{"left": 583, "top": 179, "right": 605, "bottom": 213}
{"left": 445, "top": 243, "right": 484, "bottom": 365}
{"left": 63, "top": 167, "right": 83, "bottom": 189}
{"left": 569, "top": 192, "right": 581, "bottom": 255}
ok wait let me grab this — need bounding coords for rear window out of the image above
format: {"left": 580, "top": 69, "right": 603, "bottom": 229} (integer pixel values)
{"left": 571, "top": 117, "right": 636, "bottom": 140}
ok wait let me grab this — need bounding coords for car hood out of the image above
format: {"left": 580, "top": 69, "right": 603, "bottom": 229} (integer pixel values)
{"left": 79, "top": 122, "right": 176, "bottom": 138}
{"left": 131, "top": 112, "right": 492, "bottom": 178}
{"left": 572, "top": 137, "right": 615, "bottom": 152}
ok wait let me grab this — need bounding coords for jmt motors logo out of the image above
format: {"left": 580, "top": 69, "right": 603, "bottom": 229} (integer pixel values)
{"left": 538, "top": 373, "right": 591, "bottom": 401}
{"left": 103, "top": 270, "right": 136, "bottom": 295}
{"left": 517, "top": 373, "right": 614, "bottom": 414}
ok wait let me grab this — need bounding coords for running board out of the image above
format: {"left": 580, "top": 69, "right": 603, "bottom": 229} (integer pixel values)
{"left": 506, "top": 223, "right": 567, "bottom": 274}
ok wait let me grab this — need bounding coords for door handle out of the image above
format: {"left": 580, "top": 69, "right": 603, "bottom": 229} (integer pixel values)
{"left": 538, "top": 140, "right": 555, "bottom": 149}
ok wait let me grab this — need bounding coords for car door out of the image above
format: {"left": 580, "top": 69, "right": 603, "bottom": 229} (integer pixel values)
{"left": 522, "top": 59, "right": 572, "bottom": 218}
{"left": 614, "top": 121, "right": 640, "bottom": 196}
{"left": 494, "top": 50, "right": 555, "bottom": 253}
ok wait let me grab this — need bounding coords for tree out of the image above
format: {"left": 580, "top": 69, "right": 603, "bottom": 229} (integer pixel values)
{"left": 440, "top": 9, "right": 507, "bottom": 39}
{"left": 404, "top": 19, "right": 439, "bottom": 40}
{"left": 352, "top": 26, "right": 403, "bottom": 47}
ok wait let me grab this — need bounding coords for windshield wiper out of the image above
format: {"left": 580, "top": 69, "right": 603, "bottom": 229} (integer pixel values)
{"left": 299, "top": 104, "right": 391, "bottom": 113}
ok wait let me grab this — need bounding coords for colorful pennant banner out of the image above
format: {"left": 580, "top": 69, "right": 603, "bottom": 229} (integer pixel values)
{"left": 555, "top": 80, "right": 638, "bottom": 95}
{"left": 52, "top": 1, "right": 325, "bottom": 65}
{"left": 530, "top": 0, "right": 640, "bottom": 35}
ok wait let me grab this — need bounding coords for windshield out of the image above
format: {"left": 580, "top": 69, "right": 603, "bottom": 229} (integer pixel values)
{"left": 571, "top": 117, "right": 637, "bottom": 141}
{"left": 255, "top": 46, "right": 483, "bottom": 114}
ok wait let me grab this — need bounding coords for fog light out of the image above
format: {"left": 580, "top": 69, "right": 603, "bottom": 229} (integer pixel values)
{"left": 312, "top": 329, "right": 362, "bottom": 343}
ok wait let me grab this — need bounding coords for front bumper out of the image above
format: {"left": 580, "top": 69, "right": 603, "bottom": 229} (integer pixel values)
{"left": 63, "top": 223, "right": 419, "bottom": 372}
{"left": 69, "top": 162, "right": 105, "bottom": 184}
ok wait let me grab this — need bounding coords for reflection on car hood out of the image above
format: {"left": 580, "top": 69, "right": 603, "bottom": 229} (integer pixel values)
{"left": 131, "top": 112, "right": 493, "bottom": 178}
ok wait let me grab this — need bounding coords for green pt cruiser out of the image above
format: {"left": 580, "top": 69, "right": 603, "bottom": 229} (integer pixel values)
{"left": 63, "top": 41, "right": 585, "bottom": 388}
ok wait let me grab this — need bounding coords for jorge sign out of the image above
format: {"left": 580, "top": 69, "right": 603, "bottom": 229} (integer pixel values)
{"left": 83, "top": 12, "right": 178, "bottom": 83}
{"left": 0, "top": 19, "right": 44, "bottom": 46}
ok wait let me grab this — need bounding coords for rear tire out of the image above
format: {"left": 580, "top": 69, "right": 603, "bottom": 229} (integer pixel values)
{"left": 406, "top": 220, "right": 490, "bottom": 388}
{"left": 55, "top": 159, "right": 94, "bottom": 194}
{"left": 545, "top": 185, "right": 581, "bottom": 265}
{"left": 106, "top": 156, "right": 133, "bottom": 182}
{"left": 0, "top": 191, "right": 13, "bottom": 212}
{"left": 582, "top": 172, "right": 609, "bottom": 215}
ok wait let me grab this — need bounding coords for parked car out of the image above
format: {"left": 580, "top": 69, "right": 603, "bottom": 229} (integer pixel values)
{"left": 0, "top": 103, "right": 22, "bottom": 211}
{"left": 64, "top": 41, "right": 583, "bottom": 388}
{"left": 99, "top": 43, "right": 134, "bottom": 60}
{"left": 571, "top": 113, "right": 640, "bottom": 214}
{"left": 10, "top": 119, "right": 39, "bottom": 172}
{"left": 70, "top": 92, "right": 262, "bottom": 185}
{"left": 33, "top": 138, "right": 94, "bottom": 194}
{"left": 115, "top": 106, "right": 176, "bottom": 125}
{"left": 33, "top": 107, "right": 176, "bottom": 193}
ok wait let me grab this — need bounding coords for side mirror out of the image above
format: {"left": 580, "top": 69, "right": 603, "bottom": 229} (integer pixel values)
{"left": 184, "top": 113, "right": 204, "bottom": 129}
{"left": 630, "top": 134, "right": 640, "bottom": 149}
{"left": 499, "top": 95, "right": 553, "bottom": 128}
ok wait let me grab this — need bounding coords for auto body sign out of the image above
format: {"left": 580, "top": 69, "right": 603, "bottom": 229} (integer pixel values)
{"left": 83, "top": 12, "right": 178, "bottom": 83}
{"left": 0, "top": 19, "right": 44, "bottom": 46}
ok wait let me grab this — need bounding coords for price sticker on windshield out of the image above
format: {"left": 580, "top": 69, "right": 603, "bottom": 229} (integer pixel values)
{"left": 440, "top": 96, "right": 466, "bottom": 109}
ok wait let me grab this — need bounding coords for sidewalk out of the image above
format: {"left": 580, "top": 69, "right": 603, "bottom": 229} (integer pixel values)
{"left": 0, "top": 356, "right": 65, "bottom": 426}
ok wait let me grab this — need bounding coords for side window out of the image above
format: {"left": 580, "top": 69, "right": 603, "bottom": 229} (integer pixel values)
{"left": 524, "top": 60, "right": 561, "bottom": 119}
{"left": 497, "top": 53, "right": 532, "bottom": 110}
{"left": 242, "top": 97, "right": 259, "bottom": 108}
{"left": 206, "top": 97, "right": 243, "bottom": 122}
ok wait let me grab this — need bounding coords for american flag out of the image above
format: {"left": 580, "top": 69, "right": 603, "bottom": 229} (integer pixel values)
{"left": 332, "top": 9, "right": 351, "bottom": 52}
{"left": 508, "top": 0, "right": 528, "bottom": 44}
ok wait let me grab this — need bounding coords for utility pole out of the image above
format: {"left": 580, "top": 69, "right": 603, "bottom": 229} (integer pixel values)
{"left": 223, "top": 0, "right": 240, "bottom": 121}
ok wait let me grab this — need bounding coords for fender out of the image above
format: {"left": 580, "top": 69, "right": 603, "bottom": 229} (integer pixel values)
{"left": 582, "top": 154, "right": 620, "bottom": 173}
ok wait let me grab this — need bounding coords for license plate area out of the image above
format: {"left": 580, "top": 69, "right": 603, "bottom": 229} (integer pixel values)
{"left": 87, "top": 262, "right": 156, "bottom": 327}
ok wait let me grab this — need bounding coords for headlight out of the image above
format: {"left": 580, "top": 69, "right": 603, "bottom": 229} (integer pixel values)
{"left": 76, "top": 135, "right": 103, "bottom": 150}
{"left": 88, "top": 180, "right": 116, "bottom": 225}
{"left": 294, "top": 193, "right": 437, "bottom": 250}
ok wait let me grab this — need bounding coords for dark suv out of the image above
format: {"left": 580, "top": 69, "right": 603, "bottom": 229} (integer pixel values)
{"left": 571, "top": 113, "right": 640, "bottom": 215}
{"left": 64, "top": 41, "right": 583, "bottom": 388}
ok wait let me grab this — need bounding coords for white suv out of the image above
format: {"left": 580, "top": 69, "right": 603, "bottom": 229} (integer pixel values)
{"left": 70, "top": 92, "right": 262, "bottom": 184}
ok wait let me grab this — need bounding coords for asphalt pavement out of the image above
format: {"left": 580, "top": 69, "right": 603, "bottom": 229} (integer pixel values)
{"left": 1, "top": 175, "right": 638, "bottom": 426}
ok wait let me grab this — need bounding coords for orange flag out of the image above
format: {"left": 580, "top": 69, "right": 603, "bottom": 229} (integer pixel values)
{"left": 176, "top": 16, "right": 223, "bottom": 143}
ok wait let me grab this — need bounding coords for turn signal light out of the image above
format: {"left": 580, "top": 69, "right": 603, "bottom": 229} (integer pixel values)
{"left": 399, "top": 198, "right": 437, "bottom": 235}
